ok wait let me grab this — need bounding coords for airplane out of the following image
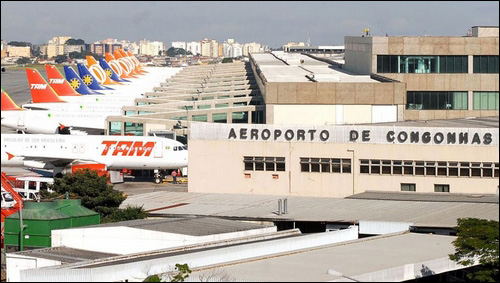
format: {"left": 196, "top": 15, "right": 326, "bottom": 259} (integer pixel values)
{"left": 1, "top": 88, "right": 111, "bottom": 135}
{"left": 1, "top": 133, "right": 188, "bottom": 183}
{"left": 20, "top": 68, "right": 136, "bottom": 112}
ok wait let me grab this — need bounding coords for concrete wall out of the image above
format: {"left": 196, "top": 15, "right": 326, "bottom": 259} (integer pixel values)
{"left": 344, "top": 36, "right": 373, "bottom": 74}
{"left": 51, "top": 226, "right": 277, "bottom": 254}
{"left": 264, "top": 81, "right": 405, "bottom": 105}
{"left": 7, "top": 254, "right": 62, "bottom": 282}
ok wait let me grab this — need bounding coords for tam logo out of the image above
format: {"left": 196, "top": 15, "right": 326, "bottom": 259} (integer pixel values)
{"left": 30, "top": 84, "right": 48, "bottom": 90}
{"left": 49, "top": 79, "right": 65, "bottom": 84}
{"left": 101, "top": 141, "right": 156, "bottom": 156}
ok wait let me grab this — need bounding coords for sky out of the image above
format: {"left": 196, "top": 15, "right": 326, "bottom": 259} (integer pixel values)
{"left": 1, "top": 1, "right": 498, "bottom": 48}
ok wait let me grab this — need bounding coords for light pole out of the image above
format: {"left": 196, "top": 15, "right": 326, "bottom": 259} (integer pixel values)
{"left": 347, "top": 149, "right": 355, "bottom": 196}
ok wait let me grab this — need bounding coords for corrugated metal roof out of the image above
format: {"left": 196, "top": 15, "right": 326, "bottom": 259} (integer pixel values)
{"left": 84, "top": 217, "right": 273, "bottom": 236}
{"left": 366, "top": 116, "right": 499, "bottom": 128}
{"left": 348, "top": 190, "right": 499, "bottom": 203}
{"left": 13, "top": 246, "right": 118, "bottom": 263}
{"left": 121, "top": 191, "right": 499, "bottom": 228}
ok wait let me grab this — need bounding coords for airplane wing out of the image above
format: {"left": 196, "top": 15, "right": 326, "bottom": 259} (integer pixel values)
{"left": 9, "top": 153, "right": 100, "bottom": 168}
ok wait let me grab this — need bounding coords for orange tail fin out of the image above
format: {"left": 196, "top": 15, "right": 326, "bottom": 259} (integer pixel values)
{"left": 1, "top": 88, "right": 23, "bottom": 110}
{"left": 106, "top": 52, "right": 136, "bottom": 79}
{"left": 26, "top": 68, "right": 66, "bottom": 103}
{"left": 86, "top": 56, "right": 122, "bottom": 85}
{"left": 114, "top": 50, "right": 139, "bottom": 78}
{"left": 45, "top": 65, "right": 81, "bottom": 96}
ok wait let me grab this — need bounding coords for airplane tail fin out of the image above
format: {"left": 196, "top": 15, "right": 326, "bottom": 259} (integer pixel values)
{"left": 86, "top": 56, "right": 122, "bottom": 85}
{"left": 127, "top": 51, "right": 148, "bottom": 73}
{"left": 1, "top": 88, "right": 23, "bottom": 110}
{"left": 99, "top": 58, "right": 130, "bottom": 82}
{"left": 25, "top": 68, "right": 66, "bottom": 103}
{"left": 45, "top": 65, "right": 81, "bottom": 96}
{"left": 63, "top": 66, "right": 103, "bottom": 95}
{"left": 105, "top": 52, "right": 136, "bottom": 79}
{"left": 77, "top": 63, "right": 114, "bottom": 90}
{"left": 114, "top": 50, "right": 139, "bottom": 78}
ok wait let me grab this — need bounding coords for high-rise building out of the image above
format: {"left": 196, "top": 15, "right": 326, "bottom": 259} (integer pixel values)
{"left": 186, "top": 41, "right": 201, "bottom": 55}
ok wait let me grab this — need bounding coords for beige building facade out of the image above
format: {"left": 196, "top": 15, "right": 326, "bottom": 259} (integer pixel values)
{"left": 188, "top": 123, "right": 499, "bottom": 198}
{"left": 6, "top": 46, "right": 30, "bottom": 57}
{"left": 344, "top": 26, "right": 499, "bottom": 120}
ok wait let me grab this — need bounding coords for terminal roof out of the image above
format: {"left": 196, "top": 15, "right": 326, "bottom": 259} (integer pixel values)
{"left": 122, "top": 191, "right": 499, "bottom": 228}
{"left": 251, "top": 52, "right": 377, "bottom": 83}
{"left": 12, "top": 246, "right": 118, "bottom": 264}
{"left": 84, "top": 217, "right": 273, "bottom": 236}
{"left": 368, "top": 116, "right": 499, "bottom": 128}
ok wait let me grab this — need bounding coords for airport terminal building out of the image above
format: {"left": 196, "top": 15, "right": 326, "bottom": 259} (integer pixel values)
{"left": 188, "top": 119, "right": 499, "bottom": 198}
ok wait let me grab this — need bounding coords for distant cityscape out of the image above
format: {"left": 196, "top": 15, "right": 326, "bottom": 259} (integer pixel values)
{"left": 0, "top": 36, "right": 274, "bottom": 67}
{"left": 0, "top": 36, "right": 347, "bottom": 67}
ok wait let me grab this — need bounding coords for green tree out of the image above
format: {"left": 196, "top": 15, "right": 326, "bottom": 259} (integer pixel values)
{"left": 171, "top": 263, "right": 192, "bottom": 282}
{"left": 449, "top": 218, "right": 499, "bottom": 282}
{"left": 143, "top": 275, "right": 161, "bottom": 282}
{"left": 8, "top": 41, "right": 32, "bottom": 47}
{"left": 49, "top": 169, "right": 125, "bottom": 220}
{"left": 66, "top": 38, "right": 85, "bottom": 45}
{"left": 221, "top": 58, "right": 234, "bottom": 63}
{"left": 16, "top": 57, "right": 31, "bottom": 65}
{"left": 54, "top": 54, "right": 68, "bottom": 63}
{"left": 166, "top": 47, "right": 192, "bottom": 57}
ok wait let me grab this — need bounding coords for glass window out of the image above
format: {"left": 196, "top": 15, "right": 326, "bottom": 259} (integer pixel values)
{"left": 276, "top": 157, "right": 286, "bottom": 172}
{"left": 379, "top": 55, "right": 467, "bottom": 73}
{"left": 407, "top": 91, "right": 468, "bottom": 110}
{"left": 124, "top": 122, "right": 143, "bottom": 136}
{"left": 342, "top": 159, "right": 352, "bottom": 173}
{"left": 473, "top": 56, "right": 499, "bottom": 73}
{"left": 254, "top": 157, "right": 264, "bottom": 171}
{"left": 401, "top": 183, "right": 416, "bottom": 192}
{"left": 109, "top": 121, "right": 122, "bottom": 135}
{"left": 434, "top": 184, "right": 450, "bottom": 193}
{"left": 473, "top": 92, "right": 499, "bottom": 110}
{"left": 265, "top": 157, "right": 275, "bottom": 171}
{"left": 311, "top": 158, "right": 320, "bottom": 172}
{"left": 321, "top": 158, "right": 331, "bottom": 173}
{"left": 244, "top": 157, "right": 253, "bottom": 171}
{"left": 212, "top": 113, "right": 227, "bottom": 123}
{"left": 332, "top": 159, "right": 341, "bottom": 173}
{"left": 192, "top": 114, "right": 207, "bottom": 122}
{"left": 232, "top": 112, "right": 248, "bottom": 123}
{"left": 300, "top": 158, "right": 310, "bottom": 172}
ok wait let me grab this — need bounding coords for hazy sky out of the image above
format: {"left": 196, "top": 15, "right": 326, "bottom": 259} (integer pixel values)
{"left": 1, "top": 1, "right": 498, "bottom": 48}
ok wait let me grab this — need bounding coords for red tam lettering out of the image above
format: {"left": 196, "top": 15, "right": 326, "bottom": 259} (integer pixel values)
{"left": 101, "top": 141, "right": 117, "bottom": 155}
{"left": 112, "top": 141, "right": 134, "bottom": 156}
{"left": 128, "top": 141, "right": 156, "bottom": 156}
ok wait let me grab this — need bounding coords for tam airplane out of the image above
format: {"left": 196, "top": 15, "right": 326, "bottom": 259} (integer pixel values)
{"left": 20, "top": 68, "right": 133, "bottom": 112}
{"left": 1, "top": 134, "right": 188, "bottom": 183}
{"left": 1, "top": 88, "right": 109, "bottom": 135}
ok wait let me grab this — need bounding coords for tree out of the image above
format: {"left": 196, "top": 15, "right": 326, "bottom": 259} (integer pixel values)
{"left": 54, "top": 54, "right": 68, "bottom": 63}
{"left": 449, "top": 218, "right": 499, "bottom": 282}
{"left": 171, "top": 263, "right": 192, "bottom": 282}
{"left": 221, "top": 58, "right": 234, "bottom": 63}
{"left": 66, "top": 38, "right": 85, "bottom": 45}
{"left": 166, "top": 47, "right": 192, "bottom": 57}
{"left": 8, "top": 41, "right": 32, "bottom": 47}
{"left": 47, "top": 169, "right": 147, "bottom": 223}
{"left": 16, "top": 57, "right": 31, "bottom": 65}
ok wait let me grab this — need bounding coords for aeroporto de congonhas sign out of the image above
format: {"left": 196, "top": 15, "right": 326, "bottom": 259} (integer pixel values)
{"left": 191, "top": 124, "right": 498, "bottom": 146}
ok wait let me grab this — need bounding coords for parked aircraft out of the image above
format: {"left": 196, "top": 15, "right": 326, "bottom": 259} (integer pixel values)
{"left": 1, "top": 134, "right": 188, "bottom": 182}
{"left": 1, "top": 88, "right": 110, "bottom": 135}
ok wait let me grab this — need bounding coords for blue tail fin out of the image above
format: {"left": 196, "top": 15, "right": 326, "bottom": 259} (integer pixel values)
{"left": 99, "top": 59, "right": 130, "bottom": 83}
{"left": 77, "top": 63, "right": 114, "bottom": 90}
{"left": 64, "top": 66, "right": 103, "bottom": 95}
